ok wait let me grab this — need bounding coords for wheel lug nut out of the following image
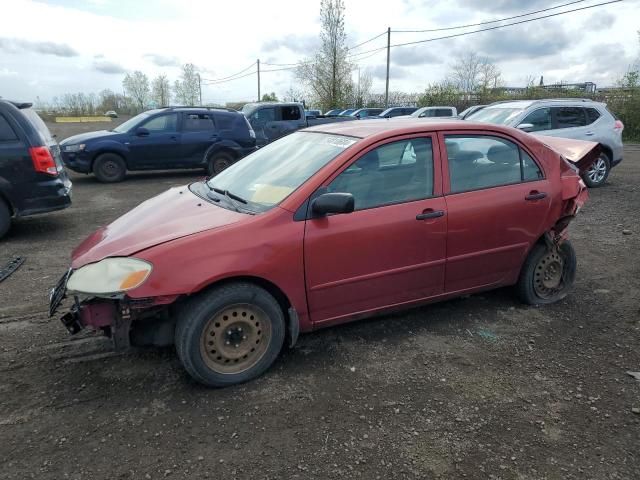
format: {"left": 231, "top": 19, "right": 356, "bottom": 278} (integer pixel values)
{"left": 235, "top": 344, "right": 239, "bottom": 348}
{"left": 238, "top": 327, "right": 243, "bottom": 332}
{"left": 242, "top": 335, "right": 247, "bottom": 340}
{"left": 225, "top": 341, "right": 230, "bottom": 345}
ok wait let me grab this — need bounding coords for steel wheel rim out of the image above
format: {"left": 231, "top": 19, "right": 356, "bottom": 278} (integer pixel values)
{"left": 213, "top": 157, "right": 230, "bottom": 173}
{"left": 533, "top": 251, "right": 565, "bottom": 299}
{"left": 587, "top": 157, "right": 607, "bottom": 183}
{"left": 101, "top": 160, "right": 119, "bottom": 179}
{"left": 200, "top": 303, "right": 271, "bottom": 374}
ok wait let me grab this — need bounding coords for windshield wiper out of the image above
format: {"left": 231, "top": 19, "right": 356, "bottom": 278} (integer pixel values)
{"left": 208, "top": 185, "right": 251, "bottom": 213}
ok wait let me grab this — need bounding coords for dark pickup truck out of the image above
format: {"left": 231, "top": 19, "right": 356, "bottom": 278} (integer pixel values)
{"left": 241, "top": 102, "right": 355, "bottom": 147}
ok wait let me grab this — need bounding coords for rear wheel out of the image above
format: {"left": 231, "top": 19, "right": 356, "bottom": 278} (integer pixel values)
{"left": 93, "top": 153, "right": 126, "bottom": 183}
{"left": 0, "top": 200, "right": 11, "bottom": 240}
{"left": 582, "top": 152, "right": 610, "bottom": 188}
{"left": 175, "top": 283, "right": 285, "bottom": 387}
{"left": 516, "top": 241, "right": 576, "bottom": 305}
{"left": 206, "top": 152, "right": 234, "bottom": 176}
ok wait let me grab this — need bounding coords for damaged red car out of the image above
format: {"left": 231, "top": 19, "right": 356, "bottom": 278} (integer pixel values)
{"left": 50, "top": 119, "right": 597, "bottom": 387}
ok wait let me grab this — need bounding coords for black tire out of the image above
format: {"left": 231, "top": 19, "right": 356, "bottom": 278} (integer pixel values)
{"left": 516, "top": 240, "right": 577, "bottom": 305}
{"left": 0, "top": 199, "right": 11, "bottom": 240}
{"left": 206, "top": 152, "right": 234, "bottom": 176}
{"left": 93, "top": 153, "right": 127, "bottom": 183}
{"left": 175, "top": 282, "right": 285, "bottom": 387}
{"left": 582, "top": 151, "right": 610, "bottom": 188}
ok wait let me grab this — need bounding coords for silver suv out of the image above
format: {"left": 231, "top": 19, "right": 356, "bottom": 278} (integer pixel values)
{"left": 466, "top": 99, "right": 624, "bottom": 187}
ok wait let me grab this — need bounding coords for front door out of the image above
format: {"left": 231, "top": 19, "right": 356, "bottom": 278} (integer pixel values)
{"left": 128, "top": 113, "right": 181, "bottom": 169}
{"left": 441, "top": 132, "right": 551, "bottom": 293}
{"left": 304, "top": 135, "right": 447, "bottom": 325}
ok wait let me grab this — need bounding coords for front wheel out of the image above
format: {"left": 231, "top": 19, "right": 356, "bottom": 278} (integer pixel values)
{"left": 175, "top": 283, "right": 285, "bottom": 387}
{"left": 93, "top": 153, "right": 126, "bottom": 183}
{"left": 516, "top": 241, "right": 577, "bottom": 305}
{"left": 582, "top": 152, "right": 610, "bottom": 188}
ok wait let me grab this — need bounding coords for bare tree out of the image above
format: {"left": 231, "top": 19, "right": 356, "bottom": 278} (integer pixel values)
{"left": 478, "top": 59, "right": 502, "bottom": 92}
{"left": 122, "top": 71, "right": 150, "bottom": 111}
{"left": 448, "top": 52, "right": 482, "bottom": 98}
{"left": 296, "top": 0, "right": 353, "bottom": 111}
{"left": 151, "top": 75, "right": 171, "bottom": 107}
{"left": 282, "top": 86, "right": 306, "bottom": 103}
{"left": 174, "top": 64, "right": 200, "bottom": 106}
{"left": 353, "top": 69, "right": 372, "bottom": 107}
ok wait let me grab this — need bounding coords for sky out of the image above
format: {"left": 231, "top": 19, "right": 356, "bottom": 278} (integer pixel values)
{"left": 0, "top": 0, "right": 638, "bottom": 105}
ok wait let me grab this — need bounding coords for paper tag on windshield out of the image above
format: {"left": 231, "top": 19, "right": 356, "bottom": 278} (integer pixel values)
{"left": 323, "top": 136, "right": 357, "bottom": 149}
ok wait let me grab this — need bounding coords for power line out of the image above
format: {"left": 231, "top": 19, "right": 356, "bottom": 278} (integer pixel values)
{"left": 202, "top": 70, "right": 257, "bottom": 85}
{"left": 348, "top": 30, "right": 388, "bottom": 51}
{"left": 393, "top": 0, "right": 588, "bottom": 33}
{"left": 350, "top": 0, "right": 623, "bottom": 57}
{"left": 200, "top": 62, "right": 256, "bottom": 83}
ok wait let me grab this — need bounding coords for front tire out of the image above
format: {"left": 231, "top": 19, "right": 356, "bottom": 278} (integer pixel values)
{"left": 583, "top": 152, "right": 610, "bottom": 188}
{"left": 516, "top": 241, "right": 577, "bottom": 305}
{"left": 206, "top": 152, "right": 234, "bottom": 176}
{"left": 93, "top": 153, "right": 127, "bottom": 183}
{"left": 0, "top": 200, "right": 11, "bottom": 239}
{"left": 175, "top": 283, "right": 285, "bottom": 387}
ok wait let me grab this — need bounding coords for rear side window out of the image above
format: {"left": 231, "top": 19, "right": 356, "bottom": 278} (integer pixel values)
{"left": 554, "top": 107, "right": 586, "bottom": 129}
{"left": 183, "top": 113, "right": 215, "bottom": 132}
{"left": 435, "top": 108, "right": 452, "bottom": 117}
{"left": 280, "top": 106, "right": 301, "bottom": 121}
{"left": 0, "top": 114, "right": 18, "bottom": 142}
{"left": 22, "top": 108, "right": 53, "bottom": 143}
{"left": 585, "top": 108, "right": 601, "bottom": 124}
{"left": 141, "top": 113, "right": 178, "bottom": 132}
{"left": 444, "top": 135, "right": 543, "bottom": 193}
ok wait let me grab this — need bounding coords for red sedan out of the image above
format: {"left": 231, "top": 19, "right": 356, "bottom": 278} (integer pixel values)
{"left": 50, "top": 119, "right": 596, "bottom": 387}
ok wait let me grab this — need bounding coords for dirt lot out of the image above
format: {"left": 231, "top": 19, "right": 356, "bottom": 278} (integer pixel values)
{"left": 0, "top": 121, "right": 639, "bottom": 479}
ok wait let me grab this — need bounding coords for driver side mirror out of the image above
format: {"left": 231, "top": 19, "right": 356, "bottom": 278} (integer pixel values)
{"left": 135, "top": 127, "right": 150, "bottom": 137}
{"left": 311, "top": 193, "right": 354, "bottom": 216}
{"left": 516, "top": 123, "right": 534, "bottom": 132}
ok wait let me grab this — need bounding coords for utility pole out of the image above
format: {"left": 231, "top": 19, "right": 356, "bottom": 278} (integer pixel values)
{"left": 196, "top": 73, "right": 202, "bottom": 105}
{"left": 357, "top": 66, "right": 361, "bottom": 108}
{"left": 385, "top": 27, "right": 390, "bottom": 108}
{"left": 257, "top": 59, "right": 261, "bottom": 102}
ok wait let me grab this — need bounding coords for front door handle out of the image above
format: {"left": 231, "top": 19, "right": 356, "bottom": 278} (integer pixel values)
{"left": 585, "top": 131, "right": 595, "bottom": 136}
{"left": 170, "top": 135, "right": 178, "bottom": 141}
{"left": 416, "top": 210, "right": 445, "bottom": 220}
{"left": 525, "top": 191, "right": 547, "bottom": 201}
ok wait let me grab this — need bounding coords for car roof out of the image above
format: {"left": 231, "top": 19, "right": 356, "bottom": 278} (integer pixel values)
{"left": 485, "top": 99, "right": 602, "bottom": 110}
{"left": 305, "top": 118, "right": 517, "bottom": 138}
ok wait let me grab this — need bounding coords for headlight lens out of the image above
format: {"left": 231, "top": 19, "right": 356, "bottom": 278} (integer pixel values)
{"left": 63, "top": 144, "right": 85, "bottom": 153}
{"left": 66, "top": 258, "right": 152, "bottom": 295}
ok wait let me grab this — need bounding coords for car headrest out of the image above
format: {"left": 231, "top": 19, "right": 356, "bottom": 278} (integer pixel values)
{"left": 359, "top": 150, "right": 380, "bottom": 170}
{"left": 487, "top": 144, "right": 517, "bottom": 164}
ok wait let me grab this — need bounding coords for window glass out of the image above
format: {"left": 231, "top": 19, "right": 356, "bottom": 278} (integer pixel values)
{"left": 466, "top": 107, "right": 524, "bottom": 124}
{"left": 521, "top": 108, "right": 551, "bottom": 131}
{"left": 445, "top": 135, "right": 537, "bottom": 193}
{"left": 328, "top": 138, "right": 433, "bottom": 210}
{"left": 141, "top": 113, "right": 178, "bottom": 132}
{"left": 281, "top": 106, "right": 301, "bottom": 121}
{"left": 22, "top": 108, "right": 53, "bottom": 143}
{"left": 251, "top": 107, "right": 275, "bottom": 124}
{"left": 554, "top": 107, "right": 586, "bottom": 129}
{"left": 183, "top": 113, "right": 215, "bottom": 132}
{"left": 420, "top": 109, "right": 435, "bottom": 118}
{"left": 0, "top": 115, "right": 18, "bottom": 141}
{"left": 522, "top": 150, "right": 543, "bottom": 181}
{"left": 435, "top": 108, "right": 452, "bottom": 117}
{"left": 585, "top": 108, "right": 601, "bottom": 124}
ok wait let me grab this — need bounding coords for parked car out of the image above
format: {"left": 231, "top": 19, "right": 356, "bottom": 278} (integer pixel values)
{"left": 338, "top": 109, "right": 357, "bottom": 116}
{"left": 0, "top": 100, "right": 72, "bottom": 239}
{"left": 407, "top": 106, "right": 458, "bottom": 118}
{"left": 305, "top": 110, "right": 321, "bottom": 118}
{"left": 242, "top": 102, "right": 355, "bottom": 147}
{"left": 350, "top": 108, "right": 384, "bottom": 119}
{"left": 51, "top": 118, "right": 596, "bottom": 387}
{"left": 104, "top": 111, "right": 118, "bottom": 118}
{"left": 458, "top": 105, "right": 486, "bottom": 119}
{"left": 324, "top": 109, "right": 344, "bottom": 117}
{"left": 466, "top": 99, "right": 623, "bottom": 187}
{"left": 375, "top": 107, "right": 419, "bottom": 118}
{"left": 60, "top": 107, "right": 256, "bottom": 182}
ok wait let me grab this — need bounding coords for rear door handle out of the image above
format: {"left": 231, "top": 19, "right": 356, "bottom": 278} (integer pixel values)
{"left": 585, "top": 131, "right": 595, "bottom": 136}
{"left": 416, "top": 210, "right": 445, "bottom": 220}
{"left": 525, "top": 191, "right": 547, "bottom": 201}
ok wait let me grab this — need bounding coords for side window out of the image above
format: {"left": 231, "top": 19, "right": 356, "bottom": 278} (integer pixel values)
{"left": 280, "top": 106, "right": 301, "bottom": 121}
{"left": 0, "top": 115, "right": 18, "bottom": 142}
{"left": 585, "top": 108, "right": 601, "bottom": 125}
{"left": 252, "top": 108, "right": 275, "bottom": 124}
{"left": 328, "top": 138, "right": 434, "bottom": 210}
{"left": 445, "top": 135, "right": 543, "bottom": 193}
{"left": 421, "top": 110, "right": 435, "bottom": 118}
{"left": 141, "top": 113, "right": 178, "bottom": 132}
{"left": 521, "top": 108, "right": 552, "bottom": 132}
{"left": 183, "top": 113, "right": 215, "bottom": 132}
{"left": 554, "top": 107, "right": 586, "bottom": 129}
{"left": 435, "top": 109, "right": 452, "bottom": 117}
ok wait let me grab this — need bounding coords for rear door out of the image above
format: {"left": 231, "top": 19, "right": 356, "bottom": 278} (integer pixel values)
{"left": 180, "top": 112, "right": 218, "bottom": 166}
{"left": 441, "top": 132, "right": 551, "bottom": 293}
{"left": 128, "top": 113, "right": 181, "bottom": 169}
{"left": 304, "top": 134, "right": 447, "bottom": 325}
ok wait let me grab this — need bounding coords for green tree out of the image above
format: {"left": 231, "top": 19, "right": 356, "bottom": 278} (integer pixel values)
{"left": 261, "top": 92, "right": 278, "bottom": 101}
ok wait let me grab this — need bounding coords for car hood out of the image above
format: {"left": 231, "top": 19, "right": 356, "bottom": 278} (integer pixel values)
{"left": 60, "top": 130, "right": 123, "bottom": 145}
{"left": 537, "top": 135, "right": 601, "bottom": 174}
{"left": 71, "top": 186, "right": 246, "bottom": 268}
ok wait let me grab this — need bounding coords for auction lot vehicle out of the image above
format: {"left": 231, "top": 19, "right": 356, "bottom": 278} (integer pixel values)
{"left": 104, "top": 110, "right": 118, "bottom": 118}
{"left": 458, "top": 104, "right": 486, "bottom": 119}
{"left": 351, "top": 108, "right": 384, "bottom": 119}
{"left": 375, "top": 107, "right": 419, "bottom": 118}
{"left": 50, "top": 119, "right": 596, "bottom": 387}
{"left": 408, "top": 106, "right": 458, "bottom": 118}
{"left": 466, "top": 99, "right": 624, "bottom": 187}
{"left": 242, "top": 102, "right": 355, "bottom": 147}
{"left": 60, "top": 107, "right": 256, "bottom": 181}
{"left": 0, "top": 100, "right": 72, "bottom": 239}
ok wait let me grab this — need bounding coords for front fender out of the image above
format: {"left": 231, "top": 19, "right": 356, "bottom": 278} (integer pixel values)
{"left": 88, "top": 140, "right": 131, "bottom": 165}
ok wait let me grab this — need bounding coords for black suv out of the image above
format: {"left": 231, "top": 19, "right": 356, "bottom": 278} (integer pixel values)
{"left": 60, "top": 107, "right": 256, "bottom": 182}
{"left": 0, "top": 100, "right": 72, "bottom": 239}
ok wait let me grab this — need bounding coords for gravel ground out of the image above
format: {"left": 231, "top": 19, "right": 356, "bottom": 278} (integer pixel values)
{"left": 0, "top": 122, "right": 638, "bottom": 479}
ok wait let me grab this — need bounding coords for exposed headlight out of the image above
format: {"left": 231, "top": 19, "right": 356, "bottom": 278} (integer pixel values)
{"left": 67, "top": 258, "right": 152, "bottom": 295}
{"left": 63, "top": 144, "right": 86, "bottom": 153}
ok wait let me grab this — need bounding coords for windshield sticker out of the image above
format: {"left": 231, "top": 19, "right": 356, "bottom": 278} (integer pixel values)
{"left": 251, "top": 185, "right": 294, "bottom": 204}
{"left": 322, "top": 136, "right": 357, "bottom": 149}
